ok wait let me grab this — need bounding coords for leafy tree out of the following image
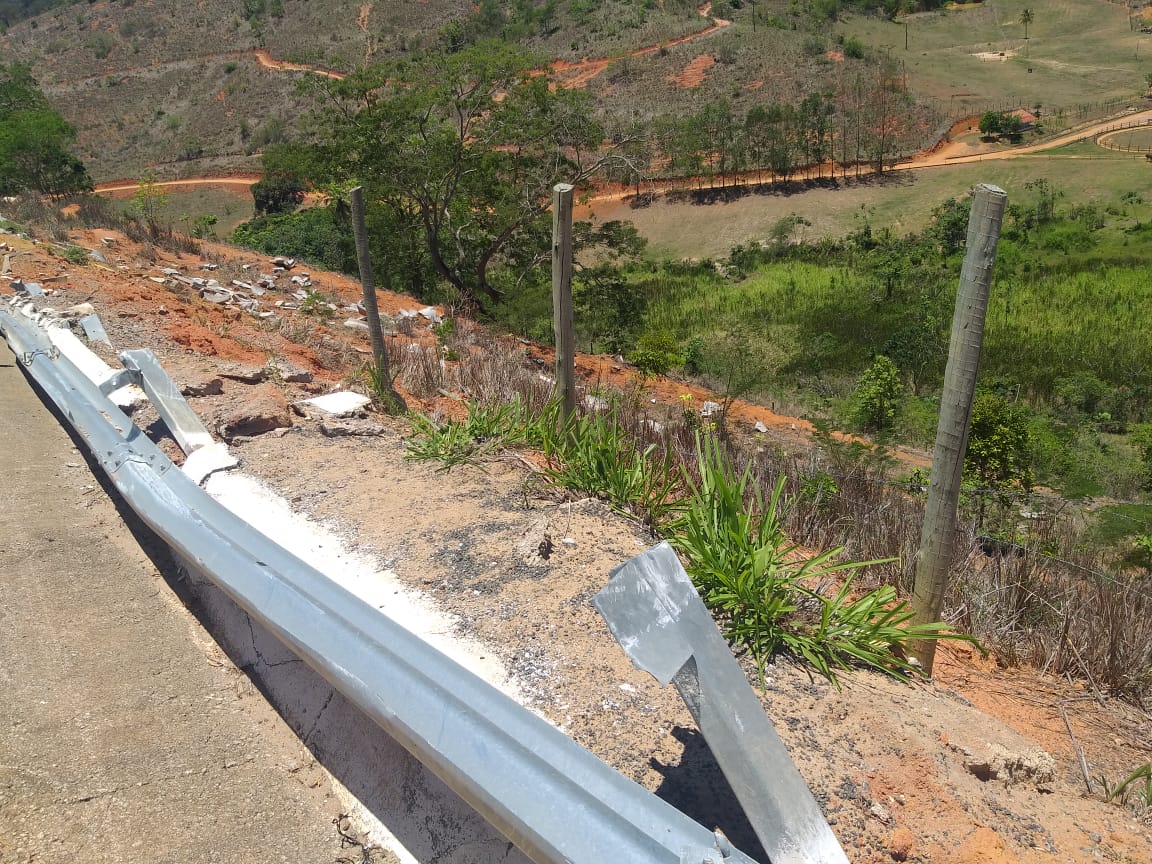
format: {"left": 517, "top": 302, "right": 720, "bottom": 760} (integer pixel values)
{"left": 0, "top": 64, "right": 92, "bottom": 197}
{"left": 965, "top": 392, "right": 1033, "bottom": 493}
{"left": 628, "top": 330, "right": 684, "bottom": 377}
{"left": 301, "top": 42, "right": 614, "bottom": 312}
{"left": 231, "top": 207, "right": 356, "bottom": 273}
{"left": 128, "top": 172, "right": 168, "bottom": 227}
{"left": 852, "top": 355, "right": 903, "bottom": 431}
{"left": 251, "top": 174, "right": 306, "bottom": 215}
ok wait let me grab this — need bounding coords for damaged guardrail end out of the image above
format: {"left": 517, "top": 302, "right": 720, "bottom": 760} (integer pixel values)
{"left": 594, "top": 542, "right": 851, "bottom": 864}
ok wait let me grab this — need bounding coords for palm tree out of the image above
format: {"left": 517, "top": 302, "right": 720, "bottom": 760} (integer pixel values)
{"left": 1020, "top": 7, "right": 1034, "bottom": 40}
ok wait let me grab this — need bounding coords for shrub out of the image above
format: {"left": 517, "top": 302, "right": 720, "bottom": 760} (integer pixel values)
{"left": 852, "top": 356, "right": 903, "bottom": 431}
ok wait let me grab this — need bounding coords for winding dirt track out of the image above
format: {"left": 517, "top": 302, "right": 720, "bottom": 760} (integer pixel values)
{"left": 93, "top": 108, "right": 1152, "bottom": 200}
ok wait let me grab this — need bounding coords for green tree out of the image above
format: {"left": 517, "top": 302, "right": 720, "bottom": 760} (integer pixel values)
{"left": 852, "top": 355, "right": 903, "bottom": 431}
{"left": 965, "top": 391, "right": 1033, "bottom": 493}
{"left": 301, "top": 42, "right": 613, "bottom": 312}
{"left": 1019, "top": 7, "right": 1033, "bottom": 39}
{"left": 0, "top": 64, "right": 92, "bottom": 197}
{"left": 253, "top": 143, "right": 313, "bottom": 215}
{"left": 128, "top": 172, "right": 168, "bottom": 227}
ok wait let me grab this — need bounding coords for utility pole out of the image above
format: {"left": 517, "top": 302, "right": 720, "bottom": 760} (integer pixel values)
{"left": 910, "top": 184, "right": 1007, "bottom": 675}
{"left": 349, "top": 185, "right": 406, "bottom": 414}
{"left": 552, "top": 183, "right": 577, "bottom": 424}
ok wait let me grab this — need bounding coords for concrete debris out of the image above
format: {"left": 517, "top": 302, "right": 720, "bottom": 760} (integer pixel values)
{"left": 12, "top": 279, "right": 45, "bottom": 297}
{"left": 181, "top": 440, "right": 238, "bottom": 485}
{"left": 300, "top": 391, "right": 371, "bottom": 417}
{"left": 199, "top": 262, "right": 219, "bottom": 271}
{"left": 65, "top": 302, "right": 96, "bottom": 317}
{"left": 100, "top": 237, "right": 117, "bottom": 247}
{"left": 585, "top": 395, "right": 609, "bottom": 412}
{"left": 277, "top": 366, "right": 313, "bottom": 384}
{"left": 514, "top": 518, "right": 554, "bottom": 566}
{"left": 148, "top": 276, "right": 167, "bottom": 284}
{"left": 216, "top": 382, "right": 293, "bottom": 441}
{"left": 753, "top": 420, "right": 768, "bottom": 433}
{"left": 218, "top": 365, "right": 268, "bottom": 384}
{"left": 87, "top": 249, "right": 108, "bottom": 263}
{"left": 700, "top": 400, "right": 723, "bottom": 418}
{"left": 344, "top": 317, "right": 370, "bottom": 331}
{"left": 418, "top": 306, "right": 442, "bottom": 324}
{"left": 271, "top": 256, "right": 296, "bottom": 269}
{"left": 320, "top": 418, "right": 387, "bottom": 437}
{"left": 962, "top": 744, "right": 1055, "bottom": 789}
{"left": 181, "top": 375, "right": 225, "bottom": 397}
{"left": 289, "top": 274, "right": 313, "bottom": 288}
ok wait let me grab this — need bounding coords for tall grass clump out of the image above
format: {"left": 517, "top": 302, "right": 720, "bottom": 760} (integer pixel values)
{"left": 669, "top": 435, "right": 967, "bottom": 684}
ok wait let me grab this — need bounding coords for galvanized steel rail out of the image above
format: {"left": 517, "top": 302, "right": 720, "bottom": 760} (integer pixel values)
{"left": 0, "top": 306, "right": 757, "bottom": 864}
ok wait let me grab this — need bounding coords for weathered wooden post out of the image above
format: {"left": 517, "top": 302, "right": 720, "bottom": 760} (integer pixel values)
{"left": 552, "top": 183, "right": 577, "bottom": 424}
{"left": 350, "top": 185, "right": 406, "bottom": 414}
{"left": 911, "top": 183, "right": 1007, "bottom": 674}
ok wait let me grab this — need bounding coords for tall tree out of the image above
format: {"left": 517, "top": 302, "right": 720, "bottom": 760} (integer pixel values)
{"left": 0, "top": 64, "right": 91, "bottom": 198}
{"left": 301, "top": 42, "right": 611, "bottom": 312}
{"left": 1019, "top": 7, "right": 1033, "bottom": 40}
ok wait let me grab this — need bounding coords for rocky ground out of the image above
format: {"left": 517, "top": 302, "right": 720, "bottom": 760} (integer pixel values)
{"left": 1, "top": 218, "right": 1150, "bottom": 863}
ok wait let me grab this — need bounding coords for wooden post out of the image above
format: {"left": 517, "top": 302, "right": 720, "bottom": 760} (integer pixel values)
{"left": 350, "top": 185, "right": 406, "bottom": 414}
{"left": 911, "top": 183, "right": 1007, "bottom": 674}
{"left": 552, "top": 183, "right": 577, "bottom": 424}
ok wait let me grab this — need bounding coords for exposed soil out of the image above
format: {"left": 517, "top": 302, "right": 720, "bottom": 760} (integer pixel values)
{"left": 3, "top": 222, "right": 1149, "bottom": 863}
{"left": 669, "top": 53, "right": 716, "bottom": 89}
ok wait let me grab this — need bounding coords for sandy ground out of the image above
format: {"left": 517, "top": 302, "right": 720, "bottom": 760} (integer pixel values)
{"left": 1, "top": 222, "right": 1149, "bottom": 862}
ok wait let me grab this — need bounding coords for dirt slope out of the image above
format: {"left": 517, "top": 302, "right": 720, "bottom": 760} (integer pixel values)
{"left": 1, "top": 223, "right": 1149, "bottom": 863}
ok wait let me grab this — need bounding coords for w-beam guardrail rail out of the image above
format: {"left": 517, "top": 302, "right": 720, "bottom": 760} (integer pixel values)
{"left": 0, "top": 303, "right": 762, "bottom": 864}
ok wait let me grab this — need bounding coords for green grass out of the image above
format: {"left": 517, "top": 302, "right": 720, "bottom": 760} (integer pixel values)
{"left": 842, "top": 0, "right": 1147, "bottom": 116}
{"left": 590, "top": 152, "right": 1152, "bottom": 257}
{"left": 108, "top": 186, "right": 254, "bottom": 239}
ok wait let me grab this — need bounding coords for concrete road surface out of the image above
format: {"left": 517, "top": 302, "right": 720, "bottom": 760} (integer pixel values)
{"left": 0, "top": 339, "right": 356, "bottom": 862}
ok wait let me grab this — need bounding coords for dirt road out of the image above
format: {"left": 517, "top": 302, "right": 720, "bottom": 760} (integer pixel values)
{"left": 0, "top": 342, "right": 355, "bottom": 863}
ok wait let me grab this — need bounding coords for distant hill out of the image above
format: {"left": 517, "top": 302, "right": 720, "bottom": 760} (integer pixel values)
{"left": 0, "top": 0, "right": 937, "bottom": 182}
{"left": 0, "top": 0, "right": 75, "bottom": 30}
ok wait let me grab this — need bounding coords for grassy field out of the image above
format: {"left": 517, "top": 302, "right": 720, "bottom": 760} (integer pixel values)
{"left": 842, "top": 0, "right": 1147, "bottom": 117}
{"left": 102, "top": 185, "right": 255, "bottom": 240}
{"left": 586, "top": 149, "right": 1152, "bottom": 257}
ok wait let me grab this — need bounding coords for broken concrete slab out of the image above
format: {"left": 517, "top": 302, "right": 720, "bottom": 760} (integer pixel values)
{"left": 181, "top": 375, "right": 225, "bottom": 398}
{"left": 300, "top": 391, "right": 371, "bottom": 417}
{"left": 320, "top": 418, "right": 386, "bottom": 437}
{"left": 216, "top": 383, "right": 293, "bottom": 441}
{"left": 753, "top": 420, "right": 768, "bottom": 433}
{"left": 181, "top": 440, "right": 239, "bottom": 485}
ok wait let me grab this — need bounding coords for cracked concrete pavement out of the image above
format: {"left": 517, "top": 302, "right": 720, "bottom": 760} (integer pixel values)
{"left": 0, "top": 340, "right": 354, "bottom": 863}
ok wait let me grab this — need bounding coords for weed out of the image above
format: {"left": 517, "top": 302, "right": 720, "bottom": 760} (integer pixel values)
{"left": 544, "top": 411, "right": 682, "bottom": 527}
{"left": 299, "top": 289, "right": 335, "bottom": 321}
{"left": 360, "top": 361, "right": 406, "bottom": 415}
{"left": 668, "top": 435, "right": 970, "bottom": 685}
{"left": 59, "top": 245, "right": 89, "bottom": 266}
{"left": 1097, "top": 763, "right": 1152, "bottom": 809}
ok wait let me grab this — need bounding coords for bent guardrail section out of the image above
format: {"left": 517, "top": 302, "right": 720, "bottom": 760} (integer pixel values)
{"left": 0, "top": 304, "right": 758, "bottom": 864}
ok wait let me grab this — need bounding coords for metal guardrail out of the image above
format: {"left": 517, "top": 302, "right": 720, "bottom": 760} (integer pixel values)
{"left": 0, "top": 304, "right": 759, "bottom": 864}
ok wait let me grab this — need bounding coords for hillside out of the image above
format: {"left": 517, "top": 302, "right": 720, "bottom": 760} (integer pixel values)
{"left": 1, "top": 206, "right": 1150, "bottom": 863}
{"left": 0, "top": 0, "right": 934, "bottom": 181}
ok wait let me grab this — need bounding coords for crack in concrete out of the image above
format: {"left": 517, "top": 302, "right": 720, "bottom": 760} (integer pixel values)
{"left": 56, "top": 758, "right": 258, "bottom": 806}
